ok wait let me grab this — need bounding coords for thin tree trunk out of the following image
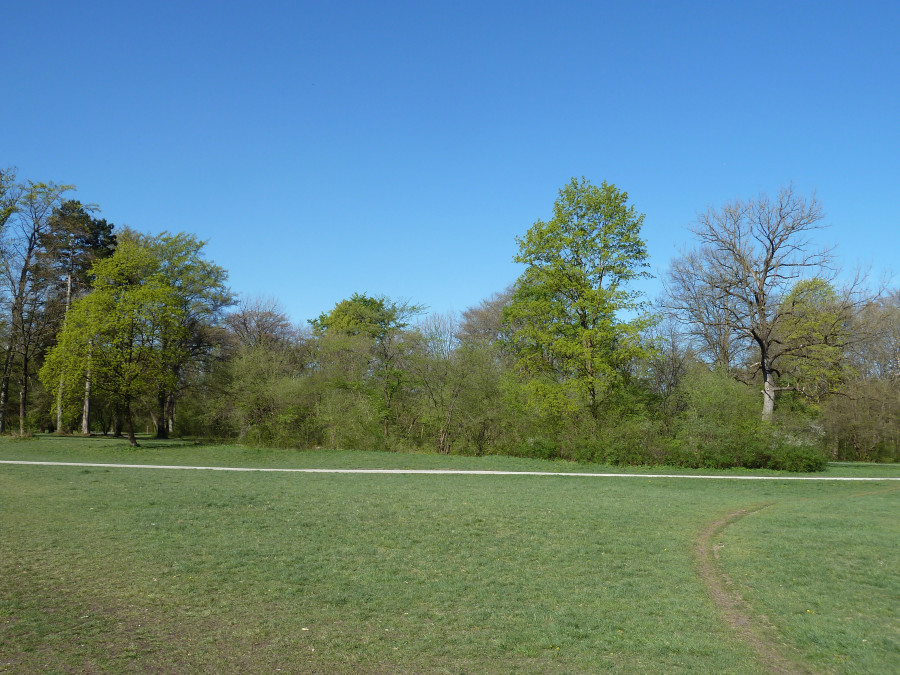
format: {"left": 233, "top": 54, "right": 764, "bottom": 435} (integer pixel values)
{"left": 57, "top": 263, "right": 74, "bottom": 433}
{"left": 18, "top": 365, "right": 28, "bottom": 435}
{"left": 155, "top": 389, "right": 169, "bottom": 439}
{"left": 582, "top": 328, "right": 600, "bottom": 420}
{"left": 761, "top": 364, "right": 776, "bottom": 422}
{"left": 0, "top": 300, "right": 22, "bottom": 433}
{"left": 167, "top": 392, "right": 176, "bottom": 434}
{"left": 81, "top": 358, "right": 91, "bottom": 435}
{"left": 112, "top": 406, "right": 123, "bottom": 437}
{"left": 56, "top": 382, "right": 64, "bottom": 432}
{"left": 125, "top": 400, "right": 138, "bottom": 447}
{"left": 0, "top": 344, "right": 14, "bottom": 433}
{"left": 438, "top": 399, "right": 456, "bottom": 454}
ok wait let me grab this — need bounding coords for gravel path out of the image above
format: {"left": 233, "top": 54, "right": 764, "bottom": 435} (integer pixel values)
{"left": 2, "top": 459, "right": 899, "bottom": 479}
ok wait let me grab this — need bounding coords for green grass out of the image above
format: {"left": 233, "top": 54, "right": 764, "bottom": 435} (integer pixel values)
{"left": 719, "top": 486, "right": 899, "bottom": 672}
{"left": 5, "top": 434, "right": 900, "bottom": 477}
{"left": 1, "top": 436, "right": 898, "bottom": 673}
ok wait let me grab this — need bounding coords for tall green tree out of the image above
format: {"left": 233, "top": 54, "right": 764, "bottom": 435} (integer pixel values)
{"left": 41, "top": 201, "right": 116, "bottom": 311}
{"left": 136, "top": 231, "right": 231, "bottom": 437}
{"left": 41, "top": 200, "right": 116, "bottom": 432}
{"left": 502, "top": 178, "right": 652, "bottom": 421}
{"left": 40, "top": 239, "right": 186, "bottom": 446}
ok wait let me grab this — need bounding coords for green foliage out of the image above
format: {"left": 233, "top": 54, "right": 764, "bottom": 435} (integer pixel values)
{"left": 310, "top": 293, "right": 419, "bottom": 339}
{"left": 776, "top": 278, "right": 851, "bottom": 401}
{"left": 0, "top": 167, "right": 20, "bottom": 230}
{"left": 820, "top": 290, "right": 900, "bottom": 461}
{"left": 503, "top": 177, "right": 652, "bottom": 420}
{"left": 41, "top": 199, "right": 117, "bottom": 293}
{"left": 513, "top": 436, "right": 558, "bottom": 460}
{"left": 39, "top": 239, "right": 188, "bottom": 444}
{"left": 140, "top": 230, "right": 232, "bottom": 325}
{"left": 649, "top": 367, "right": 828, "bottom": 471}
{"left": 823, "top": 378, "right": 900, "bottom": 461}
{"left": 15, "top": 174, "right": 884, "bottom": 470}
{"left": 315, "top": 387, "right": 383, "bottom": 450}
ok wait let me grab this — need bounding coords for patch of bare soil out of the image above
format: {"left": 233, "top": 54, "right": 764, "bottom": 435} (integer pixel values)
{"left": 695, "top": 504, "right": 810, "bottom": 674}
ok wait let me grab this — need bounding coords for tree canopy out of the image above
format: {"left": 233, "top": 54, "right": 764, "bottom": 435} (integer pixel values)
{"left": 2, "top": 167, "right": 896, "bottom": 468}
{"left": 664, "top": 185, "right": 865, "bottom": 420}
{"left": 503, "top": 177, "right": 651, "bottom": 420}
{"left": 41, "top": 239, "right": 187, "bottom": 445}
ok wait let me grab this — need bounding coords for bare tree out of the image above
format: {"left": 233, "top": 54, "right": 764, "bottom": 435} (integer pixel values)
{"left": 0, "top": 180, "right": 73, "bottom": 432}
{"left": 664, "top": 249, "right": 747, "bottom": 371}
{"left": 225, "top": 295, "right": 296, "bottom": 349}
{"left": 643, "top": 318, "right": 692, "bottom": 416}
{"left": 457, "top": 286, "right": 514, "bottom": 344}
{"left": 666, "top": 184, "right": 865, "bottom": 421}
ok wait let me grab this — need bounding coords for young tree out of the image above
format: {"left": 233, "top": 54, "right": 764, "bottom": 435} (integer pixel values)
{"left": 774, "top": 278, "right": 852, "bottom": 402}
{"left": 502, "top": 177, "right": 652, "bottom": 421}
{"left": 666, "top": 185, "right": 863, "bottom": 420}
{"left": 823, "top": 289, "right": 900, "bottom": 460}
{"left": 409, "top": 313, "right": 466, "bottom": 454}
{"left": 457, "top": 286, "right": 514, "bottom": 345}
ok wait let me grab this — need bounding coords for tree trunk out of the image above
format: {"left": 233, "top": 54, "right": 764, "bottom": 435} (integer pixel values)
{"left": 0, "top": 346, "right": 13, "bottom": 433}
{"left": 56, "top": 381, "right": 64, "bottom": 432}
{"left": 155, "top": 389, "right": 169, "bottom": 439}
{"left": 112, "top": 407, "right": 123, "bottom": 437}
{"left": 166, "top": 392, "right": 176, "bottom": 434}
{"left": 582, "top": 324, "right": 600, "bottom": 420}
{"left": 57, "top": 262, "right": 74, "bottom": 433}
{"left": 124, "top": 400, "right": 138, "bottom": 447}
{"left": 761, "top": 364, "right": 776, "bottom": 422}
{"left": 18, "top": 367, "right": 28, "bottom": 435}
{"left": 81, "top": 362, "right": 91, "bottom": 435}
{"left": 437, "top": 399, "right": 456, "bottom": 454}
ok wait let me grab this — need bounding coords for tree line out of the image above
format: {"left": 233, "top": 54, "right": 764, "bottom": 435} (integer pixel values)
{"left": 2, "top": 168, "right": 897, "bottom": 467}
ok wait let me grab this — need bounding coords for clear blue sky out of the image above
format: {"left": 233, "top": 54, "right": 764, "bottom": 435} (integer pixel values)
{"left": 4, "top": 1, "right": 898, "bottom": 324}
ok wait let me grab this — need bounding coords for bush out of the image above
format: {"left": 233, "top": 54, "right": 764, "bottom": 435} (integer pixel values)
{"left": 514, "top": 436, "right": 558, "bottom": 460}
{"left": 762, "top": 443, "right": 828, "bottom": 472}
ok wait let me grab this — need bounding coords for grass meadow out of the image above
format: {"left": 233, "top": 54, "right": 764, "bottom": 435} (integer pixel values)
{"left": 1, "top": 436, "right": 898, "bottom": 673}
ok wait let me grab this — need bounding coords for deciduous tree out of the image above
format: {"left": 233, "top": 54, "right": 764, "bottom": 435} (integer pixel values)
{"left": 0, "top": 180, "right": 74, "bottom": 433}
{"left": 502, "top": 177, "right": 651, "bottom": 421}
{"left": 312, "top": 293, "right": 423, "bottom": 443}
{"left": 41, "top": 239, "right": 186, "bottom": 446}
{"left": 41, "top": 200, "right": 116, "bottom": 432}
{"left": 125, "top": 230, "right": 231, "bottom": 437}
{"left": 666, "top": 185, "right": 863, "bottom": 420}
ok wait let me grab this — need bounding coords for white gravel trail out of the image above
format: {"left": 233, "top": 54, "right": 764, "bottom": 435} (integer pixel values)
{"left": 1, "top": 460, "right": 898, "bottom": 480}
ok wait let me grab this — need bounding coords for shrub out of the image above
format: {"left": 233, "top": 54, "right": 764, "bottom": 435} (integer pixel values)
{"left": 764, "top": 443, "right": 828, "bottom": 472}
{"left": 514, "top": 436, "right": 558, "bottom": 460}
